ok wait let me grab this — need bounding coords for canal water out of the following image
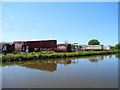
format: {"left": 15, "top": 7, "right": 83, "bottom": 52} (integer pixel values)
{"left": 1, "top": 54, "right": 119, "bottom": 88}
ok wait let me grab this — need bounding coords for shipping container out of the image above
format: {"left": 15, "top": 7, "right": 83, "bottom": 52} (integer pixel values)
{"left": 81, "top": 45, "right": 111, "bottom": 51}
{"left": 81, "top": 45, "right": 103, "bottom": 51}
{"left": 103, "top": 45, "right": 111, "bottom": 50}
{"left": 14, "top": 40, "right": 57, "bottom": 52}
{"left": 54, "top": 44, "right": 71, "bottom": 52}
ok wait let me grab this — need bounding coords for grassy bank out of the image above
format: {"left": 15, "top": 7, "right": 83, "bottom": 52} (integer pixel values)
{"left": 1, "top": 50, "right": 120, "bottom": 62}
{"left": 1, "top": 54, "right": 116, "bottom": 67}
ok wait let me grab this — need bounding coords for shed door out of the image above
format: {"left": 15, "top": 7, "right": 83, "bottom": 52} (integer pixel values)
{"left": 22, "top": 45, "right": 26, "bottom": 52}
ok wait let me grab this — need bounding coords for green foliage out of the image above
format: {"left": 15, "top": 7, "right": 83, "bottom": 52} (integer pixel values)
{"left": 115, "top": 54, "right": 120, "bottom": 59}
{"left": 114, "top": 43, "right": 120, "bottom": 49}
{"left": 1, "top": 50, "right": 120, "bottom": 62}
{"left": 64, "top": 40, "right": 70, "bottom": 45}
{"left": 88, "top": 39, "right": 100, "bottom": 45}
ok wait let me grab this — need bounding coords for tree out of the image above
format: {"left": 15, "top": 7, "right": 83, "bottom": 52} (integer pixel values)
{"left": 115, "top": 43, "right": 120, "bottom": 49}
{"left": 64, "top": 40, "right": 70, "bottom": 45}
{"left": 88, "top": 39, "right": 100, "bottom": 45}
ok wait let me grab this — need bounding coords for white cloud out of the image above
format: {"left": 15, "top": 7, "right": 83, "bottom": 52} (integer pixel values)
{"left": 10, "top": 16, "right": 15, "bottom": 20}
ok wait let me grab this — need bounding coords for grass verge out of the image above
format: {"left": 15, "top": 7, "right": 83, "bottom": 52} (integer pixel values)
{"left": 1, "top": 50, "right": 120, "bottom": 62}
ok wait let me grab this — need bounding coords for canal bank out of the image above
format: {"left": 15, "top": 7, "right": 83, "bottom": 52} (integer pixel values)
{"left": 1, "top": 50, "right": 120, "bottom": 62}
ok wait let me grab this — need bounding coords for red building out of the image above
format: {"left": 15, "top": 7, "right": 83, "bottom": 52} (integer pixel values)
{"left": 14, "top": 40, "right": 57, "bottom": 52}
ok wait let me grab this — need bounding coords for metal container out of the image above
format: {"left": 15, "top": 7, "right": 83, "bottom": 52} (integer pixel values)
{"left": 81, "top": 45, "right": 111, "bottom": 51}
{"left": 103, "top": 45, "right": 111, "bottom": 50}
{"left": 55, "top": 44, "right": 71, "bottom": 52}
{"left": 81, "top": 45, "right": 103, "bottom": 51}
{"left": 14, "top": 40, "right": 57, "bottom": 52}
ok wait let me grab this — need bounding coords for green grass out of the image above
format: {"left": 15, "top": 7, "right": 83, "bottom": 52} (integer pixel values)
{"left": 1, "top": 54, "right": 115, "bottom": 67}
{"left": 1, "top": 49, "right": 120, "bottom": 62}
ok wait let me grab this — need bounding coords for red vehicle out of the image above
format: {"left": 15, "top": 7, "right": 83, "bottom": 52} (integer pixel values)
{"left": 14, "top": 40, "right": 57, "bottom": 52}
{"left": 54, "top": 44, "right": 71, "bottom": 52}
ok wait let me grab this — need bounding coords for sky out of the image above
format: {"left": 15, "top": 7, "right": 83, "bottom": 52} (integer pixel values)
{"left": 2, "top": 2, "right": 118, "bottom": 45}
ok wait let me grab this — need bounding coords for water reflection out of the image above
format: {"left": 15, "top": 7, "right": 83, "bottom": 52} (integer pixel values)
{"left": 16, "top": 60, "right": 77, "bottom": 72}
{"left": 89, "top": 56, "right": 104, "bottom": 62}
{"left": 2, "top": 54, "right": 118, "bottom": 88}
{"left": 88, "top": 55, "right": 112, "bottom": 62}
{"left": 23, "top": 63, "right": 57, "bottom": 72}
{"left": 2, "top": 55, "right": 114, "bottom": 72}
{"left": 115, "top": 53, "right": 120, "bottom": 59}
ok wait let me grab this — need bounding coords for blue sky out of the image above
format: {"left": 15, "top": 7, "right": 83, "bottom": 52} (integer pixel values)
{"left": 2, "top": 2, "right": 118, "bottom": 45}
